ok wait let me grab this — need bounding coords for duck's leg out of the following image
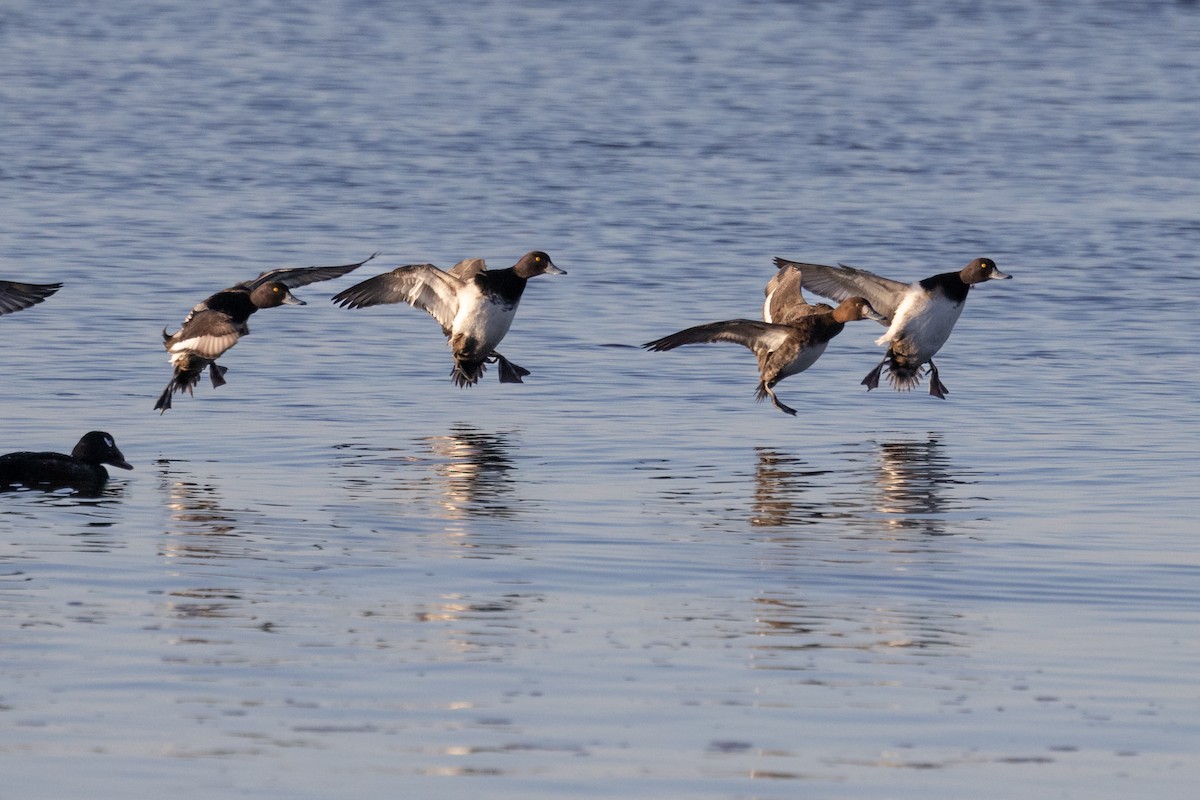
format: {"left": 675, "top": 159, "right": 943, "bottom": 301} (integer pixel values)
{"left": 861, "top": 357, "right": 886, "bottom": 391}
{"left": 757, "top": 381, "right": 797, "bottom": 416}
{"left": 209, "top": 363, "right": 229, "bottom": 388}
{"left": 927, "top": 360, "right": 949, "bottom": 399}
{"left": 493, "top": 353, "right": 531, "bottom": 384}
{"left": 153, "top": 382, "right": 174, "bottom": 414}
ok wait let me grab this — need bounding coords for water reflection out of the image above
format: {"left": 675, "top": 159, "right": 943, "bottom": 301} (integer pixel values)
{"left": 0, "top": 491, "right": 127, "bottom": 553}
{"left": 158, "top": 458, "right": 248, "bottom": 555}
{"left": 656, "top": 435, "right": 975, "bottom": 537}
{"left": 156, "top": 459, "right": 263, "bottom": 623}
{"left": 648, "top": 436, "right": 979, "bottom": 663}
{"left": 867, "top": 435, "right": 964, "bottom": 536}
{"left": 335, "top": 425, "right": 522, "bottom": 521}
{"left": 412, "top": 591, "right": 543, "bottom": 658}
{"left": 750, "top": 449, "right": 831, "bottom": 528}
{"left": 747, "top": 593, "right": 968, "bottom": 669}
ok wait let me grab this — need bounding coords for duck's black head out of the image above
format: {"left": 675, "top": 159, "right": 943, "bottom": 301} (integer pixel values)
{"left": 960, "top": 258, "right": 1012, "bottom": 284}
{"left": 513, "top": 251, "right": 566, "bottom": 279}
{"left": 251, "top": 281, "right": 305, "bottom": 309}
{"left": 71, "top": 431, "right": 133, "bottom": 471}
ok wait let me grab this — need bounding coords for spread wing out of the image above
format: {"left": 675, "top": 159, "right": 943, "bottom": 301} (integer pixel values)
{"left": 331, "top": 263, "right": 465, "bottom": 333}
{"left": 235, "top": 252, "right": 379, "bottom": 292}
{"left": 0, "top": 280, "right": 62, "bottom": 315}
{"left": 644, "top": 319, "right": 792, "bottom": 356}
{"left": 773, "top": 257, "right": 907, "bottom": 321}
{"left": 446, "top": 258, "right": 488, "bottom": 281}
{"left": 763, "top": 264, "right": 832, "bottom": 324}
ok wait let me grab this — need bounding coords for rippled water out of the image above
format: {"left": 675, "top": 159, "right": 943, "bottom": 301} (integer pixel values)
{"left": 2, "top": 1, "right": 1199, "bottom": 797}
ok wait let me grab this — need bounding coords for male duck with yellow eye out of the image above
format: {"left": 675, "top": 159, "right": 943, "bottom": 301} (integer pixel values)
{"left": 155, "top": 253, "right": 376, "bottom": 412}
{"left": 332, "top": 250, "right": 565, "bottom": 387}
{"left": 643, "top": 262, "right": 883, "bottom": 416}
{"left": 773, "top": 256, "right": 1011, "bottom": 398}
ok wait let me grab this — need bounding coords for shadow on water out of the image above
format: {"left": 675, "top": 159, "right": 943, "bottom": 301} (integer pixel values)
{"left": 333, "top": 425, "right": 523, "bottom": 521}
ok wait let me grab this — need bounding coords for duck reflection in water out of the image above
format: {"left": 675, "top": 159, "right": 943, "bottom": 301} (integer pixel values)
{"left": 750, "top": 448, "right": 831, "bottom": 528}
{"left": 869, "top": 435, "right": 964, "bottom": 536}
{"left": 747, "top": 436, "right": 968, "bottom": 536}
{"left": 424, "top": 426, "right": 519, "bottom": 519}
{"left": 156, "top": 460, "right": 263, "bottom": 621}
{"left": 337, "top": 425, "right": 520, "bottom": 521}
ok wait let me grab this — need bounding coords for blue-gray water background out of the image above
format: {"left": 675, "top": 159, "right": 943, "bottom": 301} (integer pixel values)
{"left": 2, "top": 1, "right": 1198, "bottom": 797}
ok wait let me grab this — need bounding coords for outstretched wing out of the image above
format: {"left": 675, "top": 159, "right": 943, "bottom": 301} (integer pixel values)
{"left": 0, "top": 280, "right": 62, "bottom": 315}
{"left": 764, "top": 264, "right": 833, "bottom": 324}
{"left": 773, "top": 257, "right": 907, "bottom": 321}
{"left": 236, "top": 252, "right": 379, "bottom": 292}
{"left": 644, "top": 319, "right": 791, "bottom": 356}
{"left": 331, "top": 263, "right": 465, "bottom": 333}
{"left": 446, "top": 258, "right": 488, "bottom": 281}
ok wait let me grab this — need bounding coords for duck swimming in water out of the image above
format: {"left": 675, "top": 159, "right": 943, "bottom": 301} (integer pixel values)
{"left": 0, "top": 431, "right": 132, "bottom": 495}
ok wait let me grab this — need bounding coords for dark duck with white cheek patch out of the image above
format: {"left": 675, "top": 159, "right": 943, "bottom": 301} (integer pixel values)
{"left": 332, "top": 251, "right": 566, "bottom": 387}
{"left": 0, "top": 431, "right": 132, "bottom": 495}
{"left": 0, "top": 279, "right": 62, "bottom": 315}
{"left": 155, "top": 254, "right": 375, "bottom": 412}
{"left": 772, "top": 256, "right": 1011, "bottom": 398}
{"left": 643, "top": 263, "right": 883, "bottom": 416}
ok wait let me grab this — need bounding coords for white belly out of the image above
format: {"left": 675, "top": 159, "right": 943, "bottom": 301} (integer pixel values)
{"left": 876, "top": 293, "right": 964, "bottom": 361}
{"left": 450, "top": 286, "right": 517, "bottom": 355}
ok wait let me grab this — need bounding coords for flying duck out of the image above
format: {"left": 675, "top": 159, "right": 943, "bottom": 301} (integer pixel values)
{"left": 773, "top": 256, "right": 1011, "bottom": 398}
{"left": 331, "top": 250, "right": 565, "bottom": 387}
{"left": 643, "top": 263, "right": 882, "bottom": 415}
{"left": 155, "top": 253, "right": 375, "bottom": 412}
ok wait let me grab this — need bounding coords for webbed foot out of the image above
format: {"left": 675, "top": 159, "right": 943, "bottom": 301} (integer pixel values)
{"left": 862, "top": 358, "right": 886, "bottom": 391}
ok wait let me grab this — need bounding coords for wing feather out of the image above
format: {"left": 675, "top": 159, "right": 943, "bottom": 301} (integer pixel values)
{"left": 237, "top": 252, "right": 379, "bottom": 291}
{"left": 644, "top": 320, "right": 791, "bottom": 355}
{"left": 773, "top": 257, "right": 908, "bottom": 321}
{"left": 331, "top": 264, "right": 464, "bottom": 332}
{"left": 0, "top": 280, "right": 62, "bottom": 315}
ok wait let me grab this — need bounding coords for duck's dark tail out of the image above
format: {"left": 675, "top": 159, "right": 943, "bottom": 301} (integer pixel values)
{"left": 451, "top": 359, "right": 486, "bottom": 388}
{"left": 872, "top": 350, "right": 926, "bottom": 392}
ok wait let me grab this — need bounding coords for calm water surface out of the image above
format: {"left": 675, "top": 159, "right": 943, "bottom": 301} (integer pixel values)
{"left": 2, "top": 1, "right": 1198, "bottom": 798}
